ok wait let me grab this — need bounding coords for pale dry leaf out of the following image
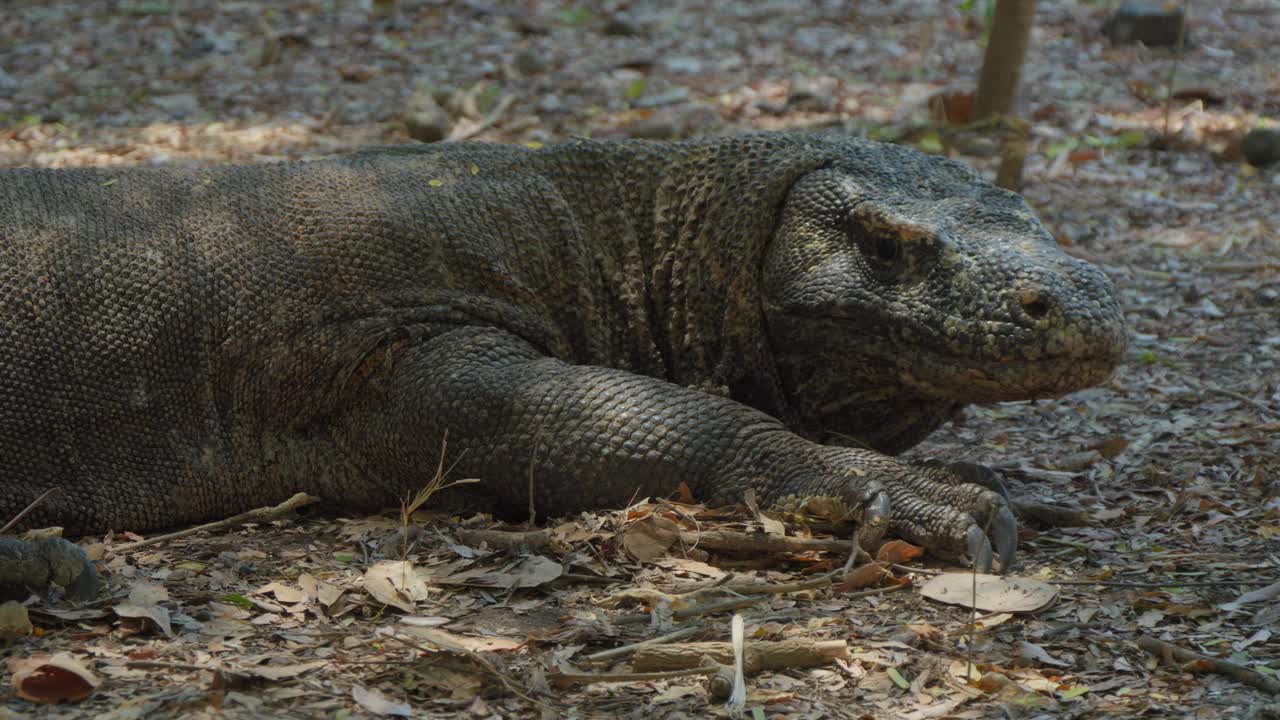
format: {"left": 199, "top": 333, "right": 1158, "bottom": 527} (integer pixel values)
{"left": 741, "top": 488, "right": 786, "bottom": 536}
{"left": 402, "top": 615, "right": 452, "bottom": 627}
{"left": 256, "top": 580, "right": 307, "bottom": 604}
{"left": 507, "top": 555, "right": 563, "bottom": 588}
{"left": 919, "top": 573, "right": 1056, "bottom": 613}
{"left": 352, "top": 684, "right": 412, "bottom": 717}
{"left": 251, "top": 660, "right": 328, "bottom": 680}
{"left": 1218, "top": 581, "right": 1280, "bottom": 612}
{"left": 127, "top": 580, "right": 169, "bottom": 605}
{"left": 8, "top": 652, "right": 99, "bottom": 703}
{"left": 401, "top": 626, "right": 522, "bottom": 653}
{"left": 622, "top": 513, "right": 679, "bottom": 562}
{"left": 1018, "top": 641, "right": 1069, "bottom": 667}
{"left": 364, "top": 561, "right": 431, "bottom": 612}
{"left": 596, "top": 587, "right": 679, "bottom": 610}
{"left": 114, "top": 591, "right": 173, "bottom": 637}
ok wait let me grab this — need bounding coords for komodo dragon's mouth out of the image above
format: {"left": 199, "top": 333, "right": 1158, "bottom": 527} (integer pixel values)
{"left": 788, "top": 312, "right": 1127, "bottom": 404}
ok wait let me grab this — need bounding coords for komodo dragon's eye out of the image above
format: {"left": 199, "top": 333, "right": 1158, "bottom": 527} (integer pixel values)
{"left": 872, "top": 234, "right": 900, "bottom": 264}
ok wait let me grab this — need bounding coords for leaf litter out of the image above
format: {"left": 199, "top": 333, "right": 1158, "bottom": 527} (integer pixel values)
{"left": 2, "top": 0, "right": 1279, "bottom": 718}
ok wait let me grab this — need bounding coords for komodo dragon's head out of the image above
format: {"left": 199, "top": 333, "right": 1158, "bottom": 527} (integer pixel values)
{"left": 759, "top": 142, "right": 1126, "bottom": 449}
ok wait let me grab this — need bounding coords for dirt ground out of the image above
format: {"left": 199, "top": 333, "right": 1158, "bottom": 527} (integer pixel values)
{"left": 2, "top": 1, "right": 1279, "bottom": 718}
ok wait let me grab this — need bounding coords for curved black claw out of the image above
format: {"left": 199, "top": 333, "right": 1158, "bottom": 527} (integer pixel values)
{"left": 966, "top": 525, "right": 994, "bottom": 574}
{"left": 864, "top": 490, "right": 891, "bottom": 528}
{"left": 857, "top": 490, "right": 892, "bottom": 550}
{"left": 990, "top": 505, "right": 1018, "bottom": 573}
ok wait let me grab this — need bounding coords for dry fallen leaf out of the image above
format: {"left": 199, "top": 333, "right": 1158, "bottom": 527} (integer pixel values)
{"left": 352, "top": 684, "right": 412, "bottom": 717}
{"left": 400, "top": 625, "right": 523, "bottom": 653}
{"left": 834, "top": 562, "right": 890, "bottom": 591}
{"left": 622, "top": 513, "right": 680, "bottom": 562}
{"left": 8, "top": 652, "right": 99, "bottom": 703}
{"left": 919, "top": 573, "right": 1057, "bottom": 613}
{"left": 250, "top": 660, "right": 328, "bottom": 681}
{"left": 113, "top": 580, "right": 173, "bottom": 637}
{"left": 255, "top": 581, "right": 308, "bottom": 604}
{"left": 876, "top": 540, "right": 923, "bottom": 564}
{"left": 506, "top": 555, "right": 563, "bottom": 588}
{"left": 364, "top": 561, "right": 431, "bottom": 612}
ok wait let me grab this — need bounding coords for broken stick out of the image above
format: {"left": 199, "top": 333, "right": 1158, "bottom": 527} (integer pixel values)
{"left": 631, "top": 638, "right": 849, "bottom": 673}
{"left": 1138, "top": 635, "right": 1280, "bottom": 695}
{"left": 111, "top": 492, "right": 320, "bottom": 552}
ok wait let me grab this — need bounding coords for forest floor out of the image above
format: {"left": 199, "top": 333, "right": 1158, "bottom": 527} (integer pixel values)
{"left": 2, "top": 1, "right": 1279, "bottom": 718}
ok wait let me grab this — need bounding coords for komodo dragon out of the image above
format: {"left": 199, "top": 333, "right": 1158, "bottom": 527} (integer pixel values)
{"left": 0, "top": 133, "right": 1126, "bottom": 600}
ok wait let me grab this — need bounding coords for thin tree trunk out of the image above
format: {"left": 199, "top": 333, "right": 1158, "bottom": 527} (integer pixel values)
{"left": 975, "top": 0, "right": 1038, "bottom": 120}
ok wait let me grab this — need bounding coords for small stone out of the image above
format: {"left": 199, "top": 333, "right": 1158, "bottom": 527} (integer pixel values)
{"left": 625, "top": 117, "right": 676, "bottom": 140}
{"left": 537, "top": 94, "right": 564, "bottom": 113}
{"left": 787, "top": 76, "right": 838, "bottom": 113}
{"left": 338, "top": 64, "right": 378, "bottom": 83}
{"left": 672, "top": 101, "right": 722, "bottom": 136}
{"left": 662, "top": 56, "right": 702, "bottom": 75}
{"left": 403, "top": 88, "right": 451, "bottom": 143}
{"left": 512, "top": 49, "right": 547, "bottom": 76}
{"left": 150, "top": 93, "right": 201, "bottom": 117}
{"left": 1241, "top": 128, "right": 1280, "bottom": 168}
{"left": 603, "top": 15, "right": 639, "bottom": 36}
{"left": 1102, "top": 1, "right": 1186, "bottom": 47}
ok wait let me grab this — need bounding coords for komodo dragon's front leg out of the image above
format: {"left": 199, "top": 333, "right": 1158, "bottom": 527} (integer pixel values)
{"left": 338, "top": 326, "right": 1017, "bottom": 572}
{"left": 0, "top": 323, "right": 1016, "bottom": 601}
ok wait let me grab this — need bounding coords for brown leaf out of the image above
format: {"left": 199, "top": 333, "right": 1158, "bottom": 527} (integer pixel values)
{"left": 622, "top": 513, "right": 679, "bottom": 562}
{"left": 1089, "top": 437, "right": 1129, "bottom": 459}
{"left": 8, "top": 653, "right": 99, "bottom": 703}
{"left": 834, "top": 562, "right": 889, "bottom": 591}
{"left": 875, "top": 540, "right": 923, "bottom": 564}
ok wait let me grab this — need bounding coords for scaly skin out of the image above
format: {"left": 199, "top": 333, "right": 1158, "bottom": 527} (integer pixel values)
{"left": 0, "top": 134, "right": 1125, "bottom": 600}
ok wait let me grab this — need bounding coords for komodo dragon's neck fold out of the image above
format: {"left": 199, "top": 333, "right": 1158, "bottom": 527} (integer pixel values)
{"left": 609, "top": 135, "right": 834, "bottom": 423}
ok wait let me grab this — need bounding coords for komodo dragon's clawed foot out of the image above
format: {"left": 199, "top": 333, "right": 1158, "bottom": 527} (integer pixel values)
{"left": 885, "top": 461, "right": 1017, "bottom": 573}
{"left": 0, "top": 537, "right": 101, "bottom": 602}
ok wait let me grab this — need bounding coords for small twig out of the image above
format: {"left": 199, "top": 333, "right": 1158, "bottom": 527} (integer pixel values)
{"left": 631, "top": 638, "right": 848, "bottom": 672}
{"left": 559, "top": 573, "right": 623, "bottom": 586}
{"left": 675, "top": 529, "right": 856, "bottom": 555}
{"left": 1202, "top": 261, "right": 1280, "bottom": 273}
{"left": 455, "top": 527, "right": 555, "bottom": 552}
{"left": 582, "top": 625, "right": 705, "bottom": 664}
{"left": 111, "top": 492, "right": 320, "bottom": 552}
{"left": 967, "top": 506, "right": 998, "bottom": 683}
{"left": 1159, "top": 0, "right": 1189, "bottom": 148}
{"left": 1052, "top": 578, "right": 1276, "bottom": 588}
{"left": 449, "top": 95, "right": 515, "bottom": 141}
{"left": 0, "top": 487, "right": 60, "bottom": 534}
{"left": 1202, "top": 384, "right": 1280, "bottom": 420}
{"left": 841, "top": 582, "right": 908, "bottom": 601}
{"left": 614, "top": 597, "right": 761, "bottom": 626}
{"left": 1138, "top": 635, "right": 1280, "bottom": 695}
{"left": 527, "top": 425, "right": 544, "bottom": 527}
{"left": 384, "top": 632, "right": 544, "bottom": 706}
{"left": 552, "top": 665, "right": 717, "bottom": 688}
{"left": 892, "top": 564, "right": 942, "bottom": 576}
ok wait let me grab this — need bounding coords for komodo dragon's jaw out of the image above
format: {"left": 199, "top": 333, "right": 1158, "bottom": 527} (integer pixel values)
{"left": 762, "top": 165, "right": 1126, "bottom": 439}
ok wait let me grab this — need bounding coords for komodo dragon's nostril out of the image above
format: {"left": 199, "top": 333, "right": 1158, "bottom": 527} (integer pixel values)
{"left": 1020, "top": 289, "right": 1051, "bottom": 319}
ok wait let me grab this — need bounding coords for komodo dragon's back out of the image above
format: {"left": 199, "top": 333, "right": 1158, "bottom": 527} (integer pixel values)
{"left": 0, "top": 133, "right": 1126, "bottom": 598}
